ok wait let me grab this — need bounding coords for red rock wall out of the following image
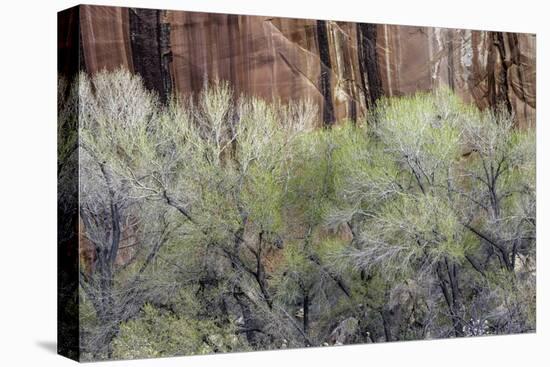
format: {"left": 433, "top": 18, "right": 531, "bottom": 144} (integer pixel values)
{"left": 73, "top": 5, "right": 535, "bottom": 127}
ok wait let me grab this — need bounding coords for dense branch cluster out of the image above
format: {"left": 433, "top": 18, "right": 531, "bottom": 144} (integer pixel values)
{"left": 65, "top": 70, "right": 535, "bottom": 360}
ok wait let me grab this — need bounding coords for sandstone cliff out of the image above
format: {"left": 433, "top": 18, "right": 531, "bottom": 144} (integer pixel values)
{"left": 60, "top": 5, "right": 536, "bottom": 127}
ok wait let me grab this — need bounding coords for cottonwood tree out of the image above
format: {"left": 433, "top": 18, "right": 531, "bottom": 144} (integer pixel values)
{"left": 272, "top": 128, "right": 360, "bottom": 345}
{"left": 74, "top": 70, "right": 535, "bottom": 358}
{"left": 326, "top": 90, "right": 535, "bottom": 339}
{"left": 78, "top": 71, "right": 177, "bottom": 358}
{"left": 78, "top": 69, "right": 322, "bottom": 355}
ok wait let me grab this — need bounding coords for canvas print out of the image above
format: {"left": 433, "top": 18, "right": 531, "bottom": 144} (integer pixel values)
{"left": 57, "top": 5, "right": 536, "bottom": 362}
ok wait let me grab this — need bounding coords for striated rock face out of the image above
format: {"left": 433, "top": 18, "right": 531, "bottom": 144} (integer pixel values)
{"left": 71, "top": 5, "right": 536, "bottom": 127}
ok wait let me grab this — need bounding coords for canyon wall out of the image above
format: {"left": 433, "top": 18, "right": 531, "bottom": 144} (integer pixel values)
{"left": 63, "top": 5, "right": 536, "bottom": 127}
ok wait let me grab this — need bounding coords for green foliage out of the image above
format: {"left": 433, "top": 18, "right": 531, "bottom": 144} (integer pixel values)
{"left": 76, "top": 71, "right": 535, "bottom": 359}
{"left": 112, "top": 304, "right": 242, "bottom": 359}
{"left": 285, "top": 129, "right": 338, "bottom": 227}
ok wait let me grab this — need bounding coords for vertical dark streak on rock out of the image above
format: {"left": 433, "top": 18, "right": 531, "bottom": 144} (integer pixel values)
{"left": 487, "top": 32, "right": 498, "bottom": 108}
{"left": 78, "top": 20, "right": 86, "bottom": 73}
{"left": 227, "top": 15, "right": 238, "bottom": 89}
{"left": 158, "top": 11, "right": 173, "bottom": 102}
{"left": 185, "top": 16, "right": 200, "bottom": 96}
{"left": 510, "top": 33, "right": 524, "bottom": 100}
{"left": 491, "top": 32, "right": 513, "bottom": 114}
{"left": 58, "top": 7, "right": 81, "bottom": 80}
{"left": 471, "top": 31, "right": 480, "bottom": 102}
{"left": 349, "top": 99, "right": 357, "bottom": 122}
{"left": 447, "top": 30, "right": 455, "bottom": 91}
{"left": 128, "top": 8, "right": 172, "bottom": 103}
{"left": 357, "top": 23, "right": 383, "bottom": 110}
{"left": 316, "top": 20, "right": 335, "bottom": 126}
{"left": 508, "top": 33, "right": 529, "bottom": 121}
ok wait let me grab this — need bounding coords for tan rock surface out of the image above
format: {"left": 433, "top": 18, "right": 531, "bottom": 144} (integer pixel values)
{"left": 73, "top": 5, "right": 535, "bottom": 127}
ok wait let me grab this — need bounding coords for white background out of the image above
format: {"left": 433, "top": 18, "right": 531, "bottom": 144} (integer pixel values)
{"left": 0, "top": 0, "right": 548, "bottom": 365}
